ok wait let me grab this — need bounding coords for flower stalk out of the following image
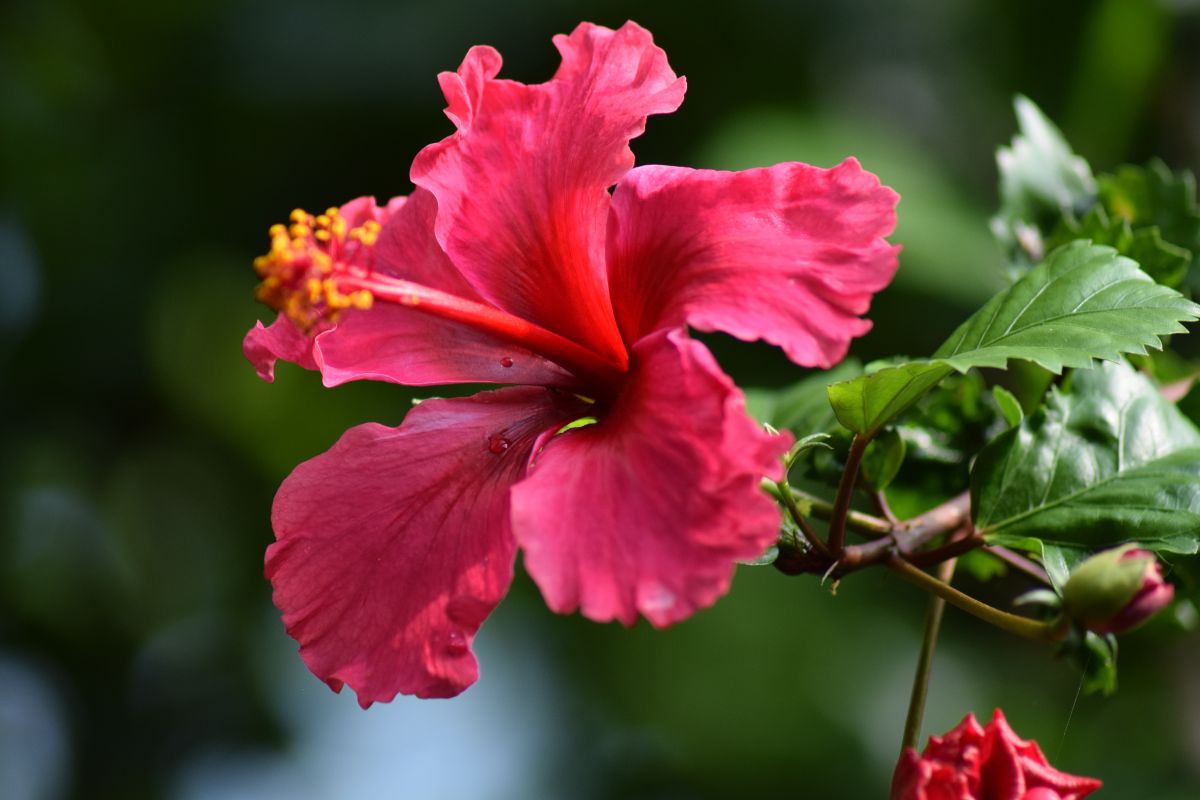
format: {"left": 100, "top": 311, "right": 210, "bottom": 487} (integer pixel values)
{"left": 887, "top": 556, "right": 1062, "bottom": 642}
{"left": 901, "top": 558, "right": 956, "bottom": 752}
{"left": 827, "top": 434, "right": 871, "bottom": 556}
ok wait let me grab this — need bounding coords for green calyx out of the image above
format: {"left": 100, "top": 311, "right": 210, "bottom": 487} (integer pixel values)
{"left": 1062, "top": 544, "right": 1153, "bottom": 622}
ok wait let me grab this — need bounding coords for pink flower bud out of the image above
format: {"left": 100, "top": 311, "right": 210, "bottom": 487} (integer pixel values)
{"left": 1062, "top": 545, "right": 1174, "bottom": 635}
{"left": 891, "top": 709, "right": 1102, "bottom": 800}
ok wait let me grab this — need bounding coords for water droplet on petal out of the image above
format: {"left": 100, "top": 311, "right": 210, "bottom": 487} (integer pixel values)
{"left": 488, "top": 434, "right": 511, "bottom": 454}
{"left": 641, "top": 583, "right": 677, "bottom": 613}
{"left": 499, "top": 356, "right": 514, "bottom": 368}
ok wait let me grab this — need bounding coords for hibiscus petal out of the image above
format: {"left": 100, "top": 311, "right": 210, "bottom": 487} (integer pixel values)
{"left": 987, "top": 711, "right": 1102, "bottom": 800}
{"left": 411, "top": 21, "right": 685, "bottom": 363}
{"left": 890, "top": 749, "right": 932, "bottom": 800}
{"left": 511, "top": 328, "right": 790, "bottom": 627}
{"left": 245, "top": 189, "right": 576, "bottom": 388}
{"left": 314, "top": 189, "right": 576, "bottom": 388}
{"left": 981, "top": 724, "right": 1028, "bottom": 799}
{"left": 244, "top": 314, "right": 320, "bottom": 382}
{"left": 266, "top": 387, "right": 586, "bottom": 705}
{"left": 606, "top": 160, "right": 900, "bottom": 368}
{"left": 313, "top": 305, "right": 576, "bottom": 388}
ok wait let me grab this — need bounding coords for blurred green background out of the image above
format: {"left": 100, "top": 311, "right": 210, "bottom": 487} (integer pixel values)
{"left": 3, "top": 0, "right": 1199, "bottom": 797}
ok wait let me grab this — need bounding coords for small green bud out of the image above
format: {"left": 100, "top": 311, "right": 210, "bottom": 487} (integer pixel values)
{"left": 1062, "top": 545, "right": 1173, "bottom": 634}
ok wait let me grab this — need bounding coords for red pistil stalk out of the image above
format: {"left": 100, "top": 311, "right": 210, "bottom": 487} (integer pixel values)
{"left": 254, "top": 206, "right": 628, "bottom": 389}
{"left": 338, "top": 270, "right": 628, "bottom": 388}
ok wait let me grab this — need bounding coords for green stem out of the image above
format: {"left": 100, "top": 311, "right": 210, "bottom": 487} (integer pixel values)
{"left": 886, "top": 557, "right": 1062, "bottom": 642}
{"left": 773, "top": 480, "right": 830, "bottom": 557}
{"left": 901, "top": 559, "right": 956, "bottom": 753}
{"left": 763, "top": 481, "right": 894, "bottom": 538}
{"left": 827, "top": 434, "right": 870, "bottom": 556}
{"left": 785, "top": 486, "right": 893, "bottom": 536}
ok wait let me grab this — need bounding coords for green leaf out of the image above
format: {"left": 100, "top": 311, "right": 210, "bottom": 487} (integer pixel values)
{"left": 1012, "top": 588, "right": 1062, "bottom": 612}
{"left": 1041, "top": 544, "right": 1089, "bottom": 594}
{"left": 827, "top": 241, "right": 1200, "bottom": 436}
{"left": 1099, "top": 160, "right": 1200, "bottom": 276}
{"left": 1123, "top": 227, "right": 1191, "bottom": 288}
{"left": 784, "top": 433, "right": 833, "bottom": 471}
{"left": 991, "top": 385, "right": 1023, "bottom": 428}
{"left": 746, "top": 359, "right": 861, "bottom": 435}
{"left": 862, "top": 429, "right": 905, "bottom": 490}
{"left": 993, "top": 95, "right": 1096, "bottom": 260}
{"left": 828, "top": 361, "right": 951, "bottom": 438}
{"left": 1078, "top": 631, "right": 1119, "bottom": 696}
{"left": 972, "top": 360, "right": 1200, "bottom": 555}
{"left": 1006, "top": 360, "right": 1056, "bottom": 415}
{"left": 738, "top": 545, "right": 779, "bottom": 567}
{"left": 1046, "top": 204, "right": 1190, "bottom": 288}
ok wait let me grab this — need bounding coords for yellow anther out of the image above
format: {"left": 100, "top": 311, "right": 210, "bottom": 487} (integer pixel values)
{"left": 348, "top": 223, "right": 381, "bottom": 246}
{"left": 320, "top": 278, "right": 346, "bottom": 309}
{"left": 254, "top": 205, "right": 384, "bottom": 330}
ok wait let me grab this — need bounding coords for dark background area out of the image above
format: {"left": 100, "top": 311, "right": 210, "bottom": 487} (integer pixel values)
{"left": 2, "top": 0, "right": 1199, "bottom": 797}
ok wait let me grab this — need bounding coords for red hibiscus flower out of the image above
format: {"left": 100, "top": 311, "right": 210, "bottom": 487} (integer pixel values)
{"left": 892, "top": 710, "right": 1103, "bottom": 799}
{"left": 244, "top": 21, "right": 899, "bottom": 705}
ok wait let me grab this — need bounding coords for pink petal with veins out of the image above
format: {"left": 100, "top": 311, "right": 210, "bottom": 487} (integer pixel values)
{"left": 607, "top": 159, "right": 899, "bottom": 368}
{"left": 266, "top": 388, "right": 586, "bottom": 705}
{"left": 511, "top": 328, "right": 789, "bottom": 627}
{"left": 411, "top": 21, "right": 685, "bottom": 363}
{"left": 314, "top": 190, "right": 576, "bottom": 388}
{"left": 243, "top": 314, "right": 320, "bottom": 382}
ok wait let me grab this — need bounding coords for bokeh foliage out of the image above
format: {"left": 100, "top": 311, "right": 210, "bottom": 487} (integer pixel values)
{"left": 3, "top": 0, "right": 1200, "bottom": 798}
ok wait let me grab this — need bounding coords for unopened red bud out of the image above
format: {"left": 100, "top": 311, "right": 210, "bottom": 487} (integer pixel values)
{"left": 1023, "top": 789, "right": 1066, "bottom": 800}
{"left": 891, "top": 709, "right": 1101, "bottom": 799}
{"left": 1062, "top": 545, "right": 1174, "bottom": 634}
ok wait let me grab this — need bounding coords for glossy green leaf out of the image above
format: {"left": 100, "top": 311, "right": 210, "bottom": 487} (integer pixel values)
{"left": 827, "top": 241, "right": 1200, "bottom": 436}
{"left": 992, "top": 95, "right": 1095, "bottom": 259}
{"left": 1041, "top": 544, "right": 1089, "bottom": 594}
{"left": 992, "top": 385, "right": 1023, "bottom": 428}
{"left": 1099, "top": 159, "right": 1200, "bottom": 287}
{"left": 738, "top": 545, "right": 780, "bottom": 567}
{"left": 783, "top": 433, "right": 833, "bottom": 476}
{"left": 862, "top": 429, "right": 905, "bottom": 490}
{"left": 1046, "top": 204, "right": 1190, "bottom": 288}
{"left": 1079, "top": 631, "right": 1119, "bottom": 696}
{"left": 972, "top": 360, "right": 1200, "bottom": 555}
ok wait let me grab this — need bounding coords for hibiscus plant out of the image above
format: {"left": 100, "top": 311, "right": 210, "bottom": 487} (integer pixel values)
{"left": 243, "top": 21, "right": 1200, "bottom": 798}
